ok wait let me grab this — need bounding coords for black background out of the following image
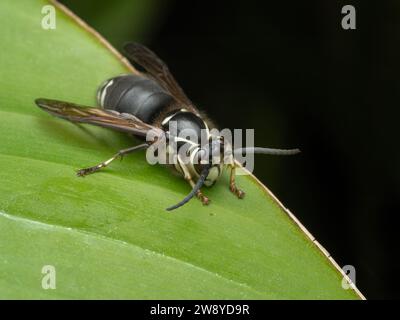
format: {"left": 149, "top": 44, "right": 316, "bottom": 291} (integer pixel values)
{"left": 62, "top": 0, "right": 400, "bottom": 299}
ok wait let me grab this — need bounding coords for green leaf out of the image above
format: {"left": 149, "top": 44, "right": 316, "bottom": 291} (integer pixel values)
{"left": 0, "top": 0, "right": 364, "bottom": 299}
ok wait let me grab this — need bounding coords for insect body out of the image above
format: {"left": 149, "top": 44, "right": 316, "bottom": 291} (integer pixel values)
{"left": 35, "top": 42, "right": 299, "bottom": 211}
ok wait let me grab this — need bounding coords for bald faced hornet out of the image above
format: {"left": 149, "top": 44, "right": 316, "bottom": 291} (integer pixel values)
{"left": 35, "top": 43, "right": 299, "bottom": 211}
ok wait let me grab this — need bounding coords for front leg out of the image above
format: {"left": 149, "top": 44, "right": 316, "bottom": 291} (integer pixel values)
{"left": 229, "top": 165, "right": 245, "bottom": 199}
{"left": 187, "top": 177, "right": 210, "bottom": 205}
{"left": 177, "top": 156, "right": 210, "bottom": 205}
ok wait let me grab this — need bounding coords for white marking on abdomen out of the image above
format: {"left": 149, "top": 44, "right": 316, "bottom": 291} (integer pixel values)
{"left": 98, "top": 79, "right": 114, "bottom": 107}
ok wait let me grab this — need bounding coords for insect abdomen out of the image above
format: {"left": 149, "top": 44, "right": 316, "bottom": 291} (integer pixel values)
{"left": 97, "top": 74, "right": 174, "bottom": 123}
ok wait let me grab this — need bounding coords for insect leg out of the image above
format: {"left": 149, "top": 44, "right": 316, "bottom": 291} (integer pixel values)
{"left": 229, "top": 165, "right": 245, "bottom": 199}
{"left": 76, "top": 143, "right": 148, "bottom": 177}
{"left": 187, "top": 177, "right": 210, "bottom": 205}
{"left": 177, "top": 157, "right": 210, "bottom": 205}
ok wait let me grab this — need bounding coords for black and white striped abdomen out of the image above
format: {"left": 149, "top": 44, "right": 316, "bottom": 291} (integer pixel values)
{"left": 97, "top": 74, "right": 173, "bottom": 123}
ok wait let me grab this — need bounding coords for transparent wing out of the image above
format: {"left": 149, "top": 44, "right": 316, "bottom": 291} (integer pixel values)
{"left": 124, "top": 42, "right": 200, "bottom": 115}
{"left": 35, "top": 98, "right": 163, "bottom": 138}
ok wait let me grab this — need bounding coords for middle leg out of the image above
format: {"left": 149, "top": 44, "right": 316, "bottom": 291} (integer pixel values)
{"left": 77, "top": 143, "right": 148, "bottom": 177}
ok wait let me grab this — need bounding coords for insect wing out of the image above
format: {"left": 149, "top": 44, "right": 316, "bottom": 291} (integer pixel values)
{"left": 123, "top": 42, "right": 200, "bottom": 115}
{"left": 35, "top": 98, "right": 163, "bottom": 138}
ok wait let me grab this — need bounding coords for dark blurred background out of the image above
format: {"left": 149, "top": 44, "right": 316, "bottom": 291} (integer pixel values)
{"left": 61, "top": 0, "right": 400, "bottom": 299}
